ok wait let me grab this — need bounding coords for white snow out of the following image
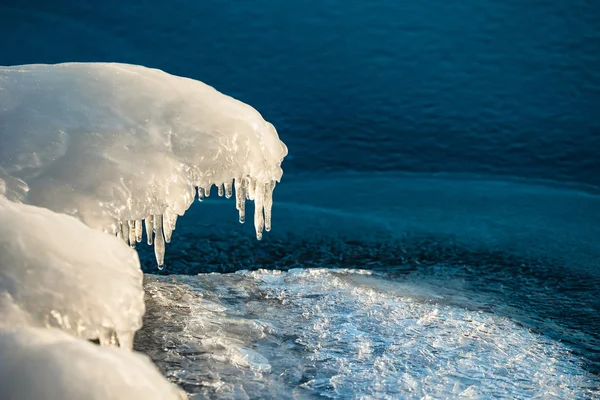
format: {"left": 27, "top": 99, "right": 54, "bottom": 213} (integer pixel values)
{"left": 0, "top": 62, "right": 288, "bottom": 266}
{"left": 0, "top": 196, "right": 186, "bottom": 398}
{"left": 0, "top": 196, "right": 144, "bottom": 348}
{"left": 0, "top": 326, "right": 186, "bottom": 400}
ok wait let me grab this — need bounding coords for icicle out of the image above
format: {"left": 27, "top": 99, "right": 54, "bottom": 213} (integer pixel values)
{"left": 224, "top": 180, "right": 233, "bottom": 199}
{"left": 162, "top": 218, "right": 172, "bottom": 243}
{"left": 117, "top": 330, "right": 134, "bottom": 350}
{"left": 128, "top": 220, "right": 136, "bottom": 248}
{"left": 247, "top": 178, "right": 256, "bottom": 201}
{"left": 116, "top": 222, "right": 124, "bottom": 241}
{"left": 154, "top": 214, "right": 165, "bottom": 268}
{"left": 254, "top": 181, "right": 265, "bottom": 240}
{"left": 145, "top": 216, "right": 154, "bottom": 245}
{"left": 234, "top": 177, "right": 247, "bottom": 224}
{"left": 121, "top": 222, "right": 129, "bottom": 245}
{"left": 264, "top": 181, "right": 275, "bottom": 232}
{"left": 135, "top": 220, "right": 143, "bottom": 243}
{"left": 204, "top": 185, "right": 211, "bottom": 198}
{"left": 170, "top": 210, "right": 178, "bottom": 230}
{"left": 218, "top": 183, "right": 224, "bottom": 197}
{"left": 99, "top": 328, "right": 111, "bottom": 346}
{"left": 163, "top": 208, "right": 177, "bottom": 244}
{"left": 197, "top": 187, "right": 205, "bottom": 202}
{"left": 99, "top": 328, "right": 117, "bottom": 347}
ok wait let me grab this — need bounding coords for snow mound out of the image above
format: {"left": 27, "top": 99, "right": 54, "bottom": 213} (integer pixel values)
{"left": 0, "top": 196, "right": 144, "bottom": 348}
{"left": 0, "top": 63, "right": 288, "bottom": 266}
{"left": 0, "top": 326, "right": 186, "bottom": 400}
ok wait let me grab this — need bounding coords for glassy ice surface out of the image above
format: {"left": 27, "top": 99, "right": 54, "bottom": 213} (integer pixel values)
{"left": 135, "top": 174, "right": 600, "bottom": 399}
{"left": 138, "top": 269, "right": 599, "bottom": 399}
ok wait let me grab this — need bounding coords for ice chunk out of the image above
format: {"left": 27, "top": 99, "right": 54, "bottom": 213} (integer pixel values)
{"left": 0, "top": 326, "right": 186, "bottom": 400}
{"left": 0, "top": 63, "right": 287, "bottom": 263}
{"left": 0, "top": 196, "right": 144, "bottom": 345}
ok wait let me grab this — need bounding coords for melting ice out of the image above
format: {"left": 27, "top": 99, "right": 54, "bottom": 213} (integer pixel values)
{"left": 0, "top": 62, "right": 291, "bottom": 398}
{"left": 0, "top": 63, "right": 288, "bottom": 266}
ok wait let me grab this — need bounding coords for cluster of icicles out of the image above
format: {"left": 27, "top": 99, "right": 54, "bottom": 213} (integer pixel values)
{"left": 114, "top": 177, "right": 276, "bottom": 268}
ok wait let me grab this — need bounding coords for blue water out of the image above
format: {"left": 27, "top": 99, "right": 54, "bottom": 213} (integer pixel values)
{"left": 2, "top": 1, "right": 600, "bottom": 396}
{"left": 1, "top": 0, "right": 599, "bottom": 186}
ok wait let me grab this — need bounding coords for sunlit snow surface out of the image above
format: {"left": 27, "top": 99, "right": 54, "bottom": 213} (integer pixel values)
{"left": 138, "top": 269, "right": 599, "bottom": 399}
{"left": 0, "top": 326, "right": 186, "bottom": 400}
{"left": 0, "top": 63, "right": 287, "bottom": 265}
{"left": 0, "top": 196, "right": 144, "bottom": 347}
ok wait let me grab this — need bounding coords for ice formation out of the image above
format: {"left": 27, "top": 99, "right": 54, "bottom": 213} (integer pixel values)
{"left": 0, "top": 62, "right": 287, "bottom": 266}
{"left": 0, "top": 196, "right": 144, "bottom": 348}
{"left": 139, "top": 269, "right": 600, "bottom": 399}
{"left": 0, "top": 326, "right": 186, "bottom": 400}
{"left": 0, "top": 196, "right": 185, "bottom": 398}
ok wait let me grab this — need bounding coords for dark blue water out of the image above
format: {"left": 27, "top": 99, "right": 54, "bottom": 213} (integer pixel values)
{"left": 1, "top": 0, "right": 599, "bottom": 186}
{"left": 2, "top": 1, "right": 600, "bottom": 392}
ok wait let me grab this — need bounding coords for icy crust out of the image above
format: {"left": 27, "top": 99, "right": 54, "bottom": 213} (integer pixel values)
{"left": 0, "top": 63, "right": 287, "bottom": 265}
{"left": 138, "top": 270, "right": 599, "bottom": 399}
{"left": 0, "top": 196, "right": 144, "bottom": 348}
{"left": 0, "top": 326, "right": 186, "bottom": 400}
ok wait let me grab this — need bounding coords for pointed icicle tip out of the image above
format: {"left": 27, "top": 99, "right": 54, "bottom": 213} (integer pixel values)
{"left": 116, "top": 222, "right": 124, "bottom": 241}
{"left": 235, "top": 177, "right": 247, "bottom": 224}
{"left": 135, "top": 220, "right": 143, "bottom": 243}
{"left": 128, "top": 220, "right": 136, "bottom": 248}
{"left": 264, "top": 181, "right": 275, "bottom": 232}
{"left": 153, "top": 214, "right": 165, "bottom": 267}
{"left": 253, "top": 180, "right": 265, "bottom": 241}
{"left": 163, "top": 209, "right": 176, "bottom": 244}
{"left": 144, "top": 216, "right": 154, "bottom": 245}
{"left": 121, "top": 222, "right": 129, "bottom": 246}
{"left": 225, "top": 180, "right": 233, "bottom": 199}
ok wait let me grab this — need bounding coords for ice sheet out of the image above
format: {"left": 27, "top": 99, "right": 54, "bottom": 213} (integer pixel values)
{"left": 137, "top": 269, "right": 600, "bottom": 399}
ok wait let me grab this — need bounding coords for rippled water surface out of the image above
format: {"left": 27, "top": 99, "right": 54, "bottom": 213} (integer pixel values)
{"left": 1, "top": 0, "right": 599, "bottom": 185}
